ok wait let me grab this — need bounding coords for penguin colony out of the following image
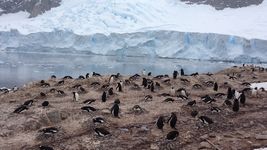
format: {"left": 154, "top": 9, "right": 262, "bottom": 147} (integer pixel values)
{"left": 0, "top": 65, "right": 267, "bottom": 149}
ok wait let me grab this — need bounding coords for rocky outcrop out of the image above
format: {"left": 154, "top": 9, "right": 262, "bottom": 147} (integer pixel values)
{"left": 0, "top": 0, "right": 61, "bottom": 17}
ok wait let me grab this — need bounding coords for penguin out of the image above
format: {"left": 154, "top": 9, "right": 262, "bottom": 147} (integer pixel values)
{"left": 199, "top": 116, "right": 213, "bottom": 125}
{"left": 213, "top": 82, "right": 218, "bottom": 91}
{"left": 81, "top": 106, "right": 97, "bottom": 112}
{"left": 57, "top": 90, "right": 65, "bottom": 96}
{"left": 166, "top": 131, "right": 179, "bottom": 140}
{"left": 102, "top": 91, "right": 107, "bottom": 102}
{"left": 94, "top": 128, "right": 110, "bottom": 137}
{"left": 114, "top": 99, "right": 120, "bottom": 104}
{"left": 147, "top": 72, "right": 152, "bottom": 76}
{"left": 211, "top": 107, "right": 221, "bottom": 113}
{"left": 108, "top": 87, "right": 114, "bottom": 96}
{"left": 40, "top": 92, "right": 46, "bottom": 98}
{"left": 234, "top": 90, "right": 241, "bottom": 99}
{"left": 51, "top": 75, "right": 57, "bottom": 79}
{"left": 156, "top": 116, "right": 164, "bottom": 130}
{"left": 173, "top": 70, "right": 178, "bottom": 79}
{"left": 233, "top": 98, "right": 239, "bottom": 112}
{"left": 73, "top": 92, "right": 79, "bottom": 102}
{"left": 83, "top": 99, "right": 96, "bottom": 105}
{"left": 63, "top": 76, "right": 73, "bottom": 79}
{"left": 57, "top": 80, "right": 64, "bottom": 86}
{"left": 202, "top": 96, "right": 216, "bottom": 104}
{"left": 23, "top": 100, "right": 33, "bottom": 107}
{"left": 168, "top": 113, "right": 177, "bottom": 129}
{"left": 144, "top": 95, "right": 153, "bottom": 102}
{"left": 187, "top": 100, "right": 196, "bottom": 106}
{"left": 40, "top": 127, "right": 58, "bottom": 135}
{"left": 116, "top": 82, "right": 122, "bottom": 92}
{"left": 142, "top": 78, "right": 148, "bottom": 88}
{"left": 12, "top": 86, "right": 18, "bottom": 92}
{"left": 163, "top": 98, "right": 175, "bottom": 102}
{"left": 93, "top": 72, "right": 101, "bottom": 77}
{"left": 93, "top": 117, "right": 105, "bottom": 124}
{"left": 180, "top": 68, "right": 184, "bottom": 76}
{"left": 227, "top": 87, "right": 233, "bottom": 99}
{"left": 180, "top": 89, "right": 188, "bottom": 97}
{"left": 78, "top": 75, "right": 85, "bottom": 79}
{"left": 42, "top": 101, "right": 49, "bottom": 107}
{"left": 170, "top": 87, "right": 176, "bottom": 96}
{"left": 239, "top": 92, "right": 246, "bottom": 105}
{"left": 142, "top": 69, "right": 146, "bottom": 76}
{"left": 86, "top": 73, "right": 90, "bottom": 78}
{"left": 150, "top": 82, "right": 154, "bottom": 92}
{"left": 109, "top": 75, "right": 115, "bottom": 84}
{"left": 39, "top": 145, "right": 54, "bottom": 150}
{"left": 191, "top": 110, "right": 198, "bottom": 118}
{"left": 13, "top": 105, "right": 28, "bottom": 113}
{"left": 111, "top": 103, "right": 119, "bottom": 117}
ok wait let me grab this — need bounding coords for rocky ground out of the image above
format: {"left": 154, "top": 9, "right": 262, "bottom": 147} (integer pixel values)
{"left": 0, "top": 65, "right": 267, "bottom": 150}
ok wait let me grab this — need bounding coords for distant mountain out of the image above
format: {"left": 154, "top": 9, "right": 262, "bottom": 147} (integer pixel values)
{"left": 0, "top": 0, "right": 61, "bottom": 17}
{"left": 181, "top": 0, "right": 264, "bottom": 10}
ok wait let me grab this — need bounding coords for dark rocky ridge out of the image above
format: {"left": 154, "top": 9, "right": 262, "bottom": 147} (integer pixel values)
{"left": 181, "top": 0, "right": 264, "bottom": 10}
{"left": 0, "top": 0, "right": 61, "bottom": 18}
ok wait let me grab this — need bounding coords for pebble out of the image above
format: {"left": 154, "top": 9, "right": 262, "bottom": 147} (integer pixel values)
{"left": 199, "top": 141, "right": 211, "bottom": 149}
{"left": 255, "top": 134, "right": 267, "bottom": 140}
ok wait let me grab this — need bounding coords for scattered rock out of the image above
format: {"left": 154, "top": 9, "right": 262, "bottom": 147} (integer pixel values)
{"left": 150, "top": 143, "right": 159, "bottom": 150}
{"left": 255, "top": 134, "right": 267, "bottom": 140}
{"left": 199, "top": 141, "right": 211, "bottom": 149}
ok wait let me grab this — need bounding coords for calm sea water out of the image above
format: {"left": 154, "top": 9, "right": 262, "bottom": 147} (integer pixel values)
{"left": 0, "top": 51, "right": 265, "bottom": 88}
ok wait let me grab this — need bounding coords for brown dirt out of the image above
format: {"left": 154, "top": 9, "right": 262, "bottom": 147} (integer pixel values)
{"left": 0, "top": 65, "right": 267, "bottom": 150}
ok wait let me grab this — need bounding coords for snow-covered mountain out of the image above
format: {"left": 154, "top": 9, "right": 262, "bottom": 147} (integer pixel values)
{"left": 0, "top": 0, "right": 267, "bottom": 63}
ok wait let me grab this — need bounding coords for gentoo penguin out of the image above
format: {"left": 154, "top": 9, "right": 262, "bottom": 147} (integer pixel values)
{"left": 166, "top": 131, "right": 179, "bottom": 140}
{"left": 187, "top": 100, "right": 196, "bottom": 106}
{"left": 73, "top": 92, "right": 79, "bottom": 102}
{"left": 13, "top": 105, "right": 28, "bottom": 113}
{"left": 114, "top": 99, "right": 120, "bottom": 104}
{"left": 39, "top": 145, "right": 54, "bottom": 150}
{"left": 163, "top": 98, "right": 175, "bottom": 102}
{"left": 51, "top": 75, "right": 57, "bottom": 79}
{"left": 78, "top": 75, "right": 85, "bottom": 79}
{"left": 173, "top": 70, "right": 178, "bottom": 79}
{"left": 42, "top": 101, "right": 49, "bottom": 107}
{"left": 199, "top": 116, "right": 213, "bottom": 124}
{"left": 150, "top": 82, "right": 154, "bottom": 92}
{"left": 144, "top": 95, "right": 153, "bottom": 102}
{"left": 233, "top": 99, "right": 239, "bottom": 112}
{"left": 170, "top": 87, "right": 176, "bottom": 96}
{"left": 40, "top": 127, "right": 58, "bottom": 135}
{"left": 168, "top": 113, "right": 177, "bottom": 129}
{"left": 109, "top": 75, "right": 115, "bottom": 84}
{"left": 94, "top": 128, "right": 111, "bottom": 137}
{"left": 211, "top": 107, "right": 221, "bottom": 113}
{"left": 227, "top": 87, "right": 233, "bottom": 99}
{"left": 142, "top": 78, "right": 148, "bottom": 88}
{"left": 83, "top": 99, "right": 96, "bottom": 105}
{"left": 148, "top": 72, "right": 152, "bottom": 76}
{"left": 191, "top": 110, "right": 198, "bottom": 118}
{"left": 111, "top": 103, "right": 120, "bottom": 117}
{"left": 234, "top": 90, "right": 241, "bottom": 99}
{"left": 116, "top": 82, "right": 122, "bottom": 92}
{"left": 156, "top": 116, "right": 165, "bottom": 130}
{"left": 239, "top": 92, "right": 246, "bottom": 105}
{"left": 142, "top": 69, "right": 146, "bottom": 76}
{"left": 180, "top": 68, "right": 184, "bottom": 76}
{"left": 86, "top": 73, "right": 90, "bottom": 78}
{"left": 93, "top": 117, "right": 105, "bottom": 124}
{"left": 23, "top": 100, "right": 33, "bottom": 107}
{"left": 108, "top": 87, "right": 114, "bottom": 96}
{"left": 213, "top": 82, "right": 218, "bottom": 91}
{"left": 93, "top": 72, "right": 101, "bottom": 77}
{"left": 102, "top": 91, "right": 107, "bottom": 102}
{"left": 202, "top": 95, "right": 216, "bottom": 104}
{"left": 81, "top": 106, "right": 97, "bottom": 112}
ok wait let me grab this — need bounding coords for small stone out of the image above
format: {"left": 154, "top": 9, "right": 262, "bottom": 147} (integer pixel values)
{"left": 150, "top": 144, "right": 159, "bottom": 150}
{"left": 200, "top": 134, "right": 209, "bottom": 140}
{"left": 255, "top": 134, "right": 267, "bottom": 140}
{"left": 199, "top": 141, "right": 211, "bottom": 149}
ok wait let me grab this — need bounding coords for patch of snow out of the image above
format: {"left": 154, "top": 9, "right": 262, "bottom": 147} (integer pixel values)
{"left": 250, "top": 82, "right": 267, "bottom": 89}
{"left": 0, "top": 0, "right": 266, "bottom": 40}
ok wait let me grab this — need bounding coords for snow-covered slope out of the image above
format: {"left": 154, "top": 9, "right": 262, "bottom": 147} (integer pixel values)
{"left": 0, "top": 0, "right": 267, "bottom": 40}
{"left": 1, "top": 30, "right": 266, "bottom": 63}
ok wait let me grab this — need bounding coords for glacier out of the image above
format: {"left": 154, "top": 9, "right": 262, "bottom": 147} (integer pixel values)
{"left": 0, "top": 29, "right": 266, "bottom": 63}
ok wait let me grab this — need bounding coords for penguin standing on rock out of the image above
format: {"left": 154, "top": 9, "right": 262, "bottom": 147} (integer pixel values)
{"left": 180, "top": 68, "right": 184, "bottom": 76}
{"left": 199, "top": 116, "right": 213, "bottom": 125}
{"left": 102, "top": 91, "right": 107, "bottom": 102}
{"left": 213, "top": 82, "right": 218, "bottom": 91}
{"left": 173, "top": 70, "right": 178, "bottom": 79}
{"left": 116, "top": 82, "right": 122, "bottom": 92}
{"left": 156, "top": 116, "right": 165, "bottom": 130}
{"left": 111, "top": 103, "right": 120, "bottom": 117}
{"left": 233, "top": 99, "right": 239, "bottom": 112}
{"left": 168, "top": 113, "right": 177, "bottom": 129}
{"left": 150, "top": 82, "right": 154, "bottom": 92}
{"left": 73, "top": 92, "right": 79, "bottom": 102}
{"left": 142, "top": 78, "right": 148, "bottom": 88}
{"left": 239, "top": 92, "right": 246, "bottom": 105}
